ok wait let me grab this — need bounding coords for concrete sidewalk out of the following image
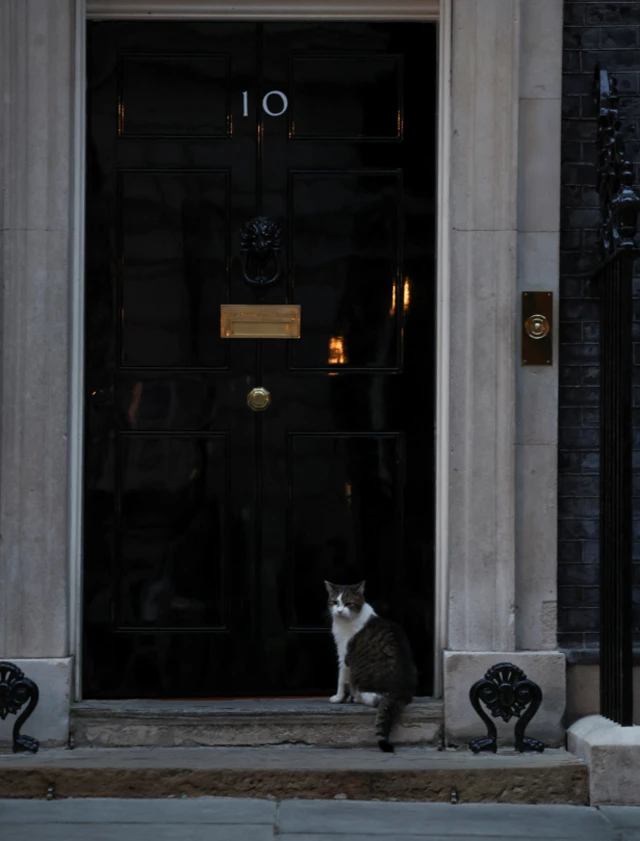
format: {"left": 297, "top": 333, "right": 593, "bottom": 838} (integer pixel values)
{"left": 1, "top": 797, "right": 639, "bottom": 840}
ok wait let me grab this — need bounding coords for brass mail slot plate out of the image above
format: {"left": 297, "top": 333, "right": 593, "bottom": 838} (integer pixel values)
{"left": 221, "top": 304, "right": 301, "bottom": 339}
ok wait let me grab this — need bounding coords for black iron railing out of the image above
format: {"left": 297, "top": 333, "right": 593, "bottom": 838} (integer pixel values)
{"left": 592, "top": 66, "right": 640, "bottom": 726}
{"left": 598, "top": 249, "right": 634, "bottom": 725}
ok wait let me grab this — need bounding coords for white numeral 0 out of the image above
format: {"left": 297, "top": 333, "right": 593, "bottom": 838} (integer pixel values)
{"left": 262, "top": 90, "right": 288, "bottom": 117}
{"left": 242, "top": 90, "right": 288, "bottom": 117}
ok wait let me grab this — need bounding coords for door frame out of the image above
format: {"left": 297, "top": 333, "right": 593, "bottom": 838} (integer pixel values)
{"left": 71, "top": 0, "right": 450, "bottom": 700}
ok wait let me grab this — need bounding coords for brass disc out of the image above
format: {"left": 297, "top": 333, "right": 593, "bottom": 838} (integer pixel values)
{"left": 247, "top": 386, "right": 271, "bottom": 411}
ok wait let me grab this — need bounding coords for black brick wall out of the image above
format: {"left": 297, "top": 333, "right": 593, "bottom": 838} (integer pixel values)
{"left": 560, "top": 1, "right": 640, "bottom": 653}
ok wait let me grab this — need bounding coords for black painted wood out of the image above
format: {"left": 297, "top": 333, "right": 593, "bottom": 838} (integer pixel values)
{"left": 84, "top": 21, "right": 437, "bottom": 698}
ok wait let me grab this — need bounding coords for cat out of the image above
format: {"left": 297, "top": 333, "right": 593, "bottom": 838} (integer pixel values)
{"left": 324, "top": 580, "right": 417, "bottom": 752}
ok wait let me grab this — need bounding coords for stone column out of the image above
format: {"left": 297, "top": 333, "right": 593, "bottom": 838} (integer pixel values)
{"left": 0, "top": 0, "right": 77, "bottom": 746}
{"left": 443, "top": 0, "right": 565, "bottom": 747}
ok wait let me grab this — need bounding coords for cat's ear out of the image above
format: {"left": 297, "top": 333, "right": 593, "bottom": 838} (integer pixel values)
{"left": 324, "top": 580, "right": 336, "bottom": 595}
{"left": 356, "top": 580, "right": 366, "bottom": 595}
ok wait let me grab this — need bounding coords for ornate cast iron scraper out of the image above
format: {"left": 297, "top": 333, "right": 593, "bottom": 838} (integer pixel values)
{"left": 468, "top": 662, "right": 545, "bottom": 754}
{"left": 0, "top": 661, "right": 40, "bottom": 753}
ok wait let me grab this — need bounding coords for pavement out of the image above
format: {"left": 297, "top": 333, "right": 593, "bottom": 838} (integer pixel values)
{"left": 1, "top": 797, "right": 639, "bottom": 840}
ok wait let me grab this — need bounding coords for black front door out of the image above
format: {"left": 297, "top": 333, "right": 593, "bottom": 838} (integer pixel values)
{"left": 84, "top": 21, "right": 437, "bottom": 698}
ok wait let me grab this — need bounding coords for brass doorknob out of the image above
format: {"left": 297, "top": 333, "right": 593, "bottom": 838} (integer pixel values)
{"left": 247, "top": 386, "right": 271, "bottom": 412}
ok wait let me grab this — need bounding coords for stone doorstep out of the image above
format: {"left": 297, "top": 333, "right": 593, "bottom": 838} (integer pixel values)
{"left": 0, "top": 746, "right": 588, "bottom": 805}
{"left": 69, "top": 698, "right": 444, "bottom": 748}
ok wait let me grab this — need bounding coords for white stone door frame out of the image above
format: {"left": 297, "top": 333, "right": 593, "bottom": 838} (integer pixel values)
{"left": 0, "top": 0, "right": 564, "bottom": 746}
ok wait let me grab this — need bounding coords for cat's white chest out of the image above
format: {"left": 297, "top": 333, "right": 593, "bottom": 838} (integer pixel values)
{"left": 330, "top": 602, "right": 376, "bottom": 664}
{"left": 331, "top": 623, "right": 353, "bottom": 664}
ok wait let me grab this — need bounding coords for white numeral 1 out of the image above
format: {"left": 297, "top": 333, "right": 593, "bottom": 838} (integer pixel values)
{"left": 242, "top": 90, "right": 249, "bottom": 117}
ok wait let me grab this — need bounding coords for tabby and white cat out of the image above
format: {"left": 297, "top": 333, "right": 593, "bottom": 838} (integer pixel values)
{"left": 324, "top": 580, "right": 417, "bottom": 752}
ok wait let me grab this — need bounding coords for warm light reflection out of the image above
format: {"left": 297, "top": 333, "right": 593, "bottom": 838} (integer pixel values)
{"left": 345, "top": 482, "right": 352, "bottom": 506}
{"left": 117, "top": 100, "right": 125, "bottom": 135}
{"left": 390, "top": 277, "right": 411, "bottom": 316}
{"left": 328, "top": 334, "right": 347, "bottom": 366}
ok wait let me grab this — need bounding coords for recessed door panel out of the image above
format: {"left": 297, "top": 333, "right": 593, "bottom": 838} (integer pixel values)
{"left": 120, "top": 170, "right": 231, "bottom": 368}
{"left": 287, "top": 434, "right": 403, "bottom": 629}
{"left": 289, "top": 170, "right": 402, "bottom": 371}
{"left": 117, "top": 434, "right": 228, "bottom": 630}
{"left": 119, "top": 54, "right": 232, "bottom": 138}
{"left": 289, "top": 54, "right": 402, "bottom": 140}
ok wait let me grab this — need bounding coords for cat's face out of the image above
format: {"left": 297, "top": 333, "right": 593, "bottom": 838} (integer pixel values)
{"left": 324, "top": 580, "right": 365, "bottom": 621}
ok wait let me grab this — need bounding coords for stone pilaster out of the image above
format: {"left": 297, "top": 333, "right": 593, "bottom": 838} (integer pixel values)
{"left": 447, "top": 0, "right": 520, "bottom": 654}
{"left": 444, "top": 0, "right": 565, "bottom": 745}
{"left": 515, "top": 0, "right": 562, "bottom": 652}
{"left": 0, "top": 0, "right": 76, "bottom": 744}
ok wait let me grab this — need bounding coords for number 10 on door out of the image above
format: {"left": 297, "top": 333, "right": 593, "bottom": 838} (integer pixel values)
{"left": 242, "top": 91, "right": 289, "bottom": 117}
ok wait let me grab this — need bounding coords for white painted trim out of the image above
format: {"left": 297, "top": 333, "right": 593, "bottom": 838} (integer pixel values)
{"left": 73, "top": 0, "right": 447, "bottom": 700}
{"left": 87, "top": 0, "right": 440, "bottom": 20}
{"left": 70, "top": 0, "right": 88, "bottom": 702}
{"left": 433, "top": 0, "right": 451, "bottom": 699}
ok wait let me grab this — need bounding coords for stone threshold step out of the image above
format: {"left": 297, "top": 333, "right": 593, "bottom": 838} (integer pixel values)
{"left": 0, "top": 746, "right": 588, "bottom": 805}
{"left": 70, "top": 697, "right": 443, "bottom": 748}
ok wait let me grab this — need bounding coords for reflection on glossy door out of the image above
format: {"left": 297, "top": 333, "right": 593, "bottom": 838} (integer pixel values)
{"left": 84, "top": 21, "right": 437, "bottom": 698}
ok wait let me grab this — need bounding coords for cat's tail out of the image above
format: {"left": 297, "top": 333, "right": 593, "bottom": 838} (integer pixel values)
{"left": 375, "top": 693, "right": 406, "bottom": 753}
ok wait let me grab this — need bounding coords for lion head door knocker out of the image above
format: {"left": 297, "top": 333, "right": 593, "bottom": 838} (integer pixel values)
{"left": 468, "top": 662, "right": 545, "bottom": 754}
{"left": 240, "top": 216, "right": 283, "bottom": 290}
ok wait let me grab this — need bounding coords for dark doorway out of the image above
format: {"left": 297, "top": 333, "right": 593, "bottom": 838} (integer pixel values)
{"left": 83, "top": 20, "right": 437, "bottom": 698}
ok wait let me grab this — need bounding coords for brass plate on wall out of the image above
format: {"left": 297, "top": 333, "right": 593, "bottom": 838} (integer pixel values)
{"left": 521, "top": 292, "right": 553, "bottom": 366}
{"left": 220, "top": 304, "right": 301, "bottom": 339}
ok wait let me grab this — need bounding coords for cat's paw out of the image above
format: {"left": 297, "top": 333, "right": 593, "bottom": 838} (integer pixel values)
{"left": 329, "top": 693, "right": 345, "bottom": 703}
{"left": 360, "top": 692, "right": 381, "bottom": 708}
